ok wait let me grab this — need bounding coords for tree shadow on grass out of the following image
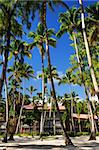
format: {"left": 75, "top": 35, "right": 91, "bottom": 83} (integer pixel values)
{"left": 9, "top": 144, "right": 77, "bottom": 150}
{"left": 79, "top": 142, "right": 99, "bottom": 148}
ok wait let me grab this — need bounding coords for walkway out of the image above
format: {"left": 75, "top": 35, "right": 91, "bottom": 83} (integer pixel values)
{"left": 0, "top": 135, "right": 99, "bottom": 150}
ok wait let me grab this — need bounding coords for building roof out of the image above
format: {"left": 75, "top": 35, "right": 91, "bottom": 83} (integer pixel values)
{"left": 23, "top": 103, "right": 98, "bottom": 120}
{"left": 23, "top": 103, "right": 65, "bottom": 111}
{"left": 72, "top": 113, "right": 98, "bottom": 120}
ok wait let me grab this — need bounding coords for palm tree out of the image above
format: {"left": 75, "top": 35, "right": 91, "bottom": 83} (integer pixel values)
{"left": 59, "top": 73, "right": 77, "bottom": 132}
{"left": 29, "top": 22, "right": 56, "bottom": 137}
{"left": 76, "top": 101, "right": 83, "bottom": 132}
{"left": 57, "top": 6, "right": 96, "bottom": 140}
{"left": 86, "top": 2, "right": 99, "bottom": 45}
{"left": 29, "top": 23, "right": 46, "bottom": 137}
{"left": 79, "top": 0, "right": 99, "bottom": 99}
{"left": 26, "top": 86, "right": 37, "bottom": 104}
{"left": 0, "top": 0, "right": 22, "bottom": 99}
{"left": 15, "top": 63, "right": 34, "bottom": 134}
{"left": 39, "top": 1, "right": 73, "bottom": 145}
{"left": 29, "top": 23, "right": 46, "bottom": 106}
{"left": 38, "top": 66, "right": 60, "bottom": 136}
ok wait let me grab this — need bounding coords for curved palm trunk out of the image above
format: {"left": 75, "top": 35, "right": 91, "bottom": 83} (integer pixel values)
{"left": 79, "top": 0, "right": 99, "bottom": 99}
{"left": 46, "top": 36, "right": 73, "bottom": 145}
{"left": 40, "top": 56, "right": 45, "bottom": 138}
{"left": 0, "top": 18, "right": 11, "bottom": 98}
{"left": 2, "top": 24, "right": 10, "bottom": 142}
{"left": 73, "top": 33, "right": 96, "bottom": 140}
{"left": 53, "top": 111, "right": 56, "bottom": 135}
{"left": 42, "top": 1, "right": 73, "bottom": 145}
{"left": 2, "top": 77, "right": 9, "bottom": 143}
{"left": 78, "top": 116, "right": 82, "bottom": 132}
{"left": 88, "top": 101, "right": 96, "bottom": 140}
{"left": 70, "top": 96, "right": 75, "bottom": 132}
{"left": 15, "top": 80, "right": 25, "bottom": 134}
{"left": 0, "top": 0, "right": 18, "bottom": 97}
{"left": 2, "top": 43, "right": 9, "bottom": 142}
{"left": 90, "top": 94, "right": 98, "bottom": 132}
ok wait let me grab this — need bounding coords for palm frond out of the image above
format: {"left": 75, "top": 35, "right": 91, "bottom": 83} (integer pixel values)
{"left": 48, "top": 38, "right": 56, "bottom": 48}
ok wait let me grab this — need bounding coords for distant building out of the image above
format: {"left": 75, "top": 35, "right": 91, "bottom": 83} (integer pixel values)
{"left": 23, "top": 103, "right": 98, "bottom": 134}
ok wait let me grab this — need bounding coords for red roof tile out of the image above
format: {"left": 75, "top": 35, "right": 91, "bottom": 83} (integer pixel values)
{"left": 23, "top": 103, "right": 65, "bottom": 111}
{"left": 72, "top": 113, "right": 98, "bottom": 120}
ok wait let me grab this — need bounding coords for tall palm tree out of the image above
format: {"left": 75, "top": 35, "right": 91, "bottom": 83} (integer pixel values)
{"left": 38, "top": 66, "right": 60, "bottom": 136}
{"left": 29, "top": 23, "right": 46, "bottom": 137}
{"left": 39, "top": 1, "right": 73, "bottom": 145}
{"left": 15, "top": 63, "right": 34, "bottom": 134}
{"left": 59, "top": 73, "right": 76, "bottom": 132}
{"left": 29, "top": 22, "right": 46, "bottom": 107}
{"left": 26, "top": 86, "right": 37, "bottom": 104}
{"left": 86, "top": 2, "right": 99, "bottom": 45}
{"left": 57, "top": 6, "right": 96, "bottom": 140}
{"left": 0, "top": 0, "right": 22, "bottom": 99}
{"left": 29, "top": 22, "right": 56, "bottom": 137}
{"left": 76, "top": 101, "right": 83, "bottom": 132}
{"left": 79, "top": 0, "right": 99, "bottom": 99}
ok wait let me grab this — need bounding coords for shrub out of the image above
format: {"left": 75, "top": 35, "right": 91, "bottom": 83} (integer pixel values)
{"left": 96, "top": 132, "right": 99, "bottom": 136}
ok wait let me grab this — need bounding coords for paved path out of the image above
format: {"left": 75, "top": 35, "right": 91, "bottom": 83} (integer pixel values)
{"left": 0, "top": 135, "right": 99, "bottom": 150}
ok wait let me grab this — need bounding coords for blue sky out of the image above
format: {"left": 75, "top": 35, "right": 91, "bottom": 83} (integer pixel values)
{"left": 22, "top": 0, "right": 97, "bottom": 99}
{"left": 1, "top": 0, "right": 97, "bottom": 99}
{"left": 20, "top": 0, "right": 98, "bottom": 99}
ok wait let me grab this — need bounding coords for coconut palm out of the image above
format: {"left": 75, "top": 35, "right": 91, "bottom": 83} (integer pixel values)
{"left": 29, "top": 23, "right": 46, "bottom": 137}
{"left": 28, "top": 23, "right": 46, "bottom": 104}
{"left": 59, "top": 72, "right": 77, "bottom": 132}
{"left": 86, "top": 2, "right": 99, "bottom": 45}
{"left": 76, "top": 101, "right": 83, "bottom": 132}
{"left": 26, "top": 86, "right": 37, "bottom": 104}
{"left": 57, "top": 5, "right": 96, "bottom": 140}
{"left": 38, "top": 66, "right": 60, "bottom": 136}
{"left": 39, "top": 1, "right": 73, "bottom": 145}
{"left": 15, "top": 63, "right": 34, "bottom": 134}
{"left": 0, "top": 0, "right": 23, "bottom": 99}
{"left": 38, "top": 1, "right": 72, "bottom": 145}
{"left": 29, "top": 22, "right": 56, "bottom": 137}
{"left": 79, "top": 0, "right": 99, "bottom": 99}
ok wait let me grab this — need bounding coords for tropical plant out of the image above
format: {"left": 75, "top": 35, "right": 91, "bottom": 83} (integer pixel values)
{"left": 57, "top": 3, "right": 97, "bottom": 140}
{"left": 28, "top": 22, "right": 57, "bottom": 137}
{"left": 79, "top": 0, "right": 99, "bottom": 100}
{"left": 26, "top": 86, "right": 37, "bottom": 104}
{"left": 38, "top": 0, "right": 73, "bottom": 145}
{"left": 15, "top": 63, "right": 34, "bottom": 134}
{"left": 0, "top": 0, "right": 23, "bottom": 99}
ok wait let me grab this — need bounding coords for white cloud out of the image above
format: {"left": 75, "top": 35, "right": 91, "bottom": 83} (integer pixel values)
{"left": 35, "top": 70, "right": 65, "bottom": 83}
{"left": 58, "top": 71, "right": 64, "bottom": 78}
{"left": 49, "top": 71, "right": 64, "bottom": 84}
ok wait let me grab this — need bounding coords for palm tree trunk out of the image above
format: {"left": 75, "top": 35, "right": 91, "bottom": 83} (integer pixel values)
{"left": 79, "top": 0, "right": 99, "bottom": 99}
{"left": 15, "top": 80, "right": 25, "bottom": 134}
{"left": 40, "top": 56, "right": 45, "bottom": 138}
{"left": 53, "top": 111, "right": 56, "bottom": 135}
{"left": 78, "top": 116, "right": 81, "bottom": 132}
{"left": 45, "top": 29, "right": 73, "bottom": 146}
{"left": 3, "top": 78, "right": 9, "bottom": 143}
{"left": 90, "top": 95, "right": 98, "bottom": 132}
{"left": 42, "top": 0, "right": 73, "bottom": 145}
{"left": 71, "top": 97, "right": 75, "bottom": 132}
{"left": 0, "top": 18, "right": 11, "bottom": 99}
{"left": 5, "top": 78, "right": 9, "bottom": 129}
{"left": 73, "top": 34, "right": 82, "bottom": 74}
{"left": 88, "top": 101, "right": 96, "bottom": 140}
{"left": 2, "top": 33, "right": 10, "bottom": 142}
{"left": 73, "top": 33, "right": 96, "bottom": 140}
{"left": 13, "top": 86, "right": 16, "bottom": 115}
